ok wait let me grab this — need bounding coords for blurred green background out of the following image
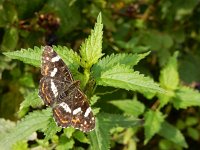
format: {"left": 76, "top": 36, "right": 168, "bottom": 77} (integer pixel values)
{"left": 0, "top": 0, "right": 200, "bottom": 149}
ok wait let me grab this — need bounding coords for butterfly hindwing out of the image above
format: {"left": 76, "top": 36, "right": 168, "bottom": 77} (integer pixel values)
{"left": 70, "top": 88, "right": 95, "bottom": 132}
{"left": 52, "top": 88, "right": 95, "bottom": 132}
{"left": 53, "top": 102, "right": 72, "bottom": 127}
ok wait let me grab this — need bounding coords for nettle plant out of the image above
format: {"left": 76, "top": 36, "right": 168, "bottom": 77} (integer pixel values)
{"left": 1, "top": 13, "right": 200, "bottom": 150}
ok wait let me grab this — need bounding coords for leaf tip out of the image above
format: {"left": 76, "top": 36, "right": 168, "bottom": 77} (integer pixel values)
{"left": 97, "top": 12, "right": 102, "bottom": 23}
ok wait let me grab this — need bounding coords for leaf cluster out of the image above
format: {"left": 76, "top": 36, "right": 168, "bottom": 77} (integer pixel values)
{"left": 0, "top": 1, "right": 200, "bottom": 150}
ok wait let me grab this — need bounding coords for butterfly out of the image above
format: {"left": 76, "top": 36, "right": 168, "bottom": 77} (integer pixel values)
{"left": 38, "top": 46, "right": 95, "bottom": 132}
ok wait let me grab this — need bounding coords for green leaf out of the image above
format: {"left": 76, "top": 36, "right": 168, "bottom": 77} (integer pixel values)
{"left": 0, "top": 109, "right": 52, "bottom": 150}
{"left": 89, "top": 120, "right": 109, "bottom": 150}
{"left": 92, "top": 52, "right": 150, "bottom": 78}
{"left": 12, "top": 140, "right": 28, "bottom": 150}
{"left": 158, "top": 121, "right": 188, "bottom": 148}
{"left": 19, "top": 90, "right": 43, "bottom": 116}
{"left": 53, "top": 45, "right": 81, "bottom": 73}
{"left": 56, "top": 135, "right": 74, "bottom": 150}
{"left": 187, "top": 127, "right": 199, "bottom": 141}
{"left": 63, "top": 127, "right": 75, "bottom": 139}
{"left": 176, "top": 120, "right": 186, "bottom": 130}
{"left": 96, "top": 64, "right": 164, "bottom": 94}
{"left": 0, "top": 119, "right": 15, "bottom": 137}
{"left": 89, "top": 113, "right": 142, "bottom": 150}
{"left": 144, "top": 110, "right": 165, "bottom": 144}
{"left": 90, "top": 95, "right": 100, "bottom": 106}
{"left": 80, "top": 13, "right": 104, "bottom": 69}
{"left": 73, "top": 131, "right": 89, "bottom": 144}
{"left": 3, "top": 46, "right": 42, "bottom": 67}
{"left": 159, "top": 139, "right": 181, "bottom": 150}
{"left": 172, "top": 86, "right": 200, "bottom": 109}
{"left": 185, "top": 116, "right": 198, "bottom": 126}
{"left": 158, "top": 92, "right": 172, "bottom": 109}
{"left": 36, "top": 138, "right": 49, "bottom": 148}
{"left": 159, "top": 52, "right": 179, "bottom": 90}
{"left": 109, "top": 99, "right": 145, "bottom": 117}
{"left": 116, "top": 38, "right": 150, "bottom": 53}
{"left": 18, "top": 73, "right": 35, "bottom": 88}
{"left": 123, "top": 128, "right": 136, "bottom": 145}
{"left": 1, "top": 27, "right": 18, "bottom": 51}
{"left": 44, "top": 117, "right": 61, "bottom": 141}
{"left": 3, "top": 46, "right": 80, "bottom": 72}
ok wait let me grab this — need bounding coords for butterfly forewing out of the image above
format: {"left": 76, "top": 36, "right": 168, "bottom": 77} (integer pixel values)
{"left": 39, "top": 46, "right": 73, "bottom": 106}
{"left": 39, "top": 77, "right": 66, "bottom": 106}
{"left": 41, "top": 46, "right": 74, "bottom": 82}
{"left": 39, "top": 46, "right": 95, "bottom": 132}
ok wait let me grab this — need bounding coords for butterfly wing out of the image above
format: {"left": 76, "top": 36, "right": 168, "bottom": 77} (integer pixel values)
{"left": 39, "top": 46, "right": 95, "bottom": 132}
{"left": 39, "top": 77, "right": 68, "bottom": 106}
{"left": 39, "top": 46, "right": 73, "bottom": 106}
{"left": 53, "top": 101, "right": 72, "bottom": 128}
{"left": 41, "top": 46, "right": 74, "bottom": 81}
{"left": 70, "top": 88, "right": 95, "bottom": 132}
{"left": 52, "top": 87, "right": 95, "bottom": 132}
